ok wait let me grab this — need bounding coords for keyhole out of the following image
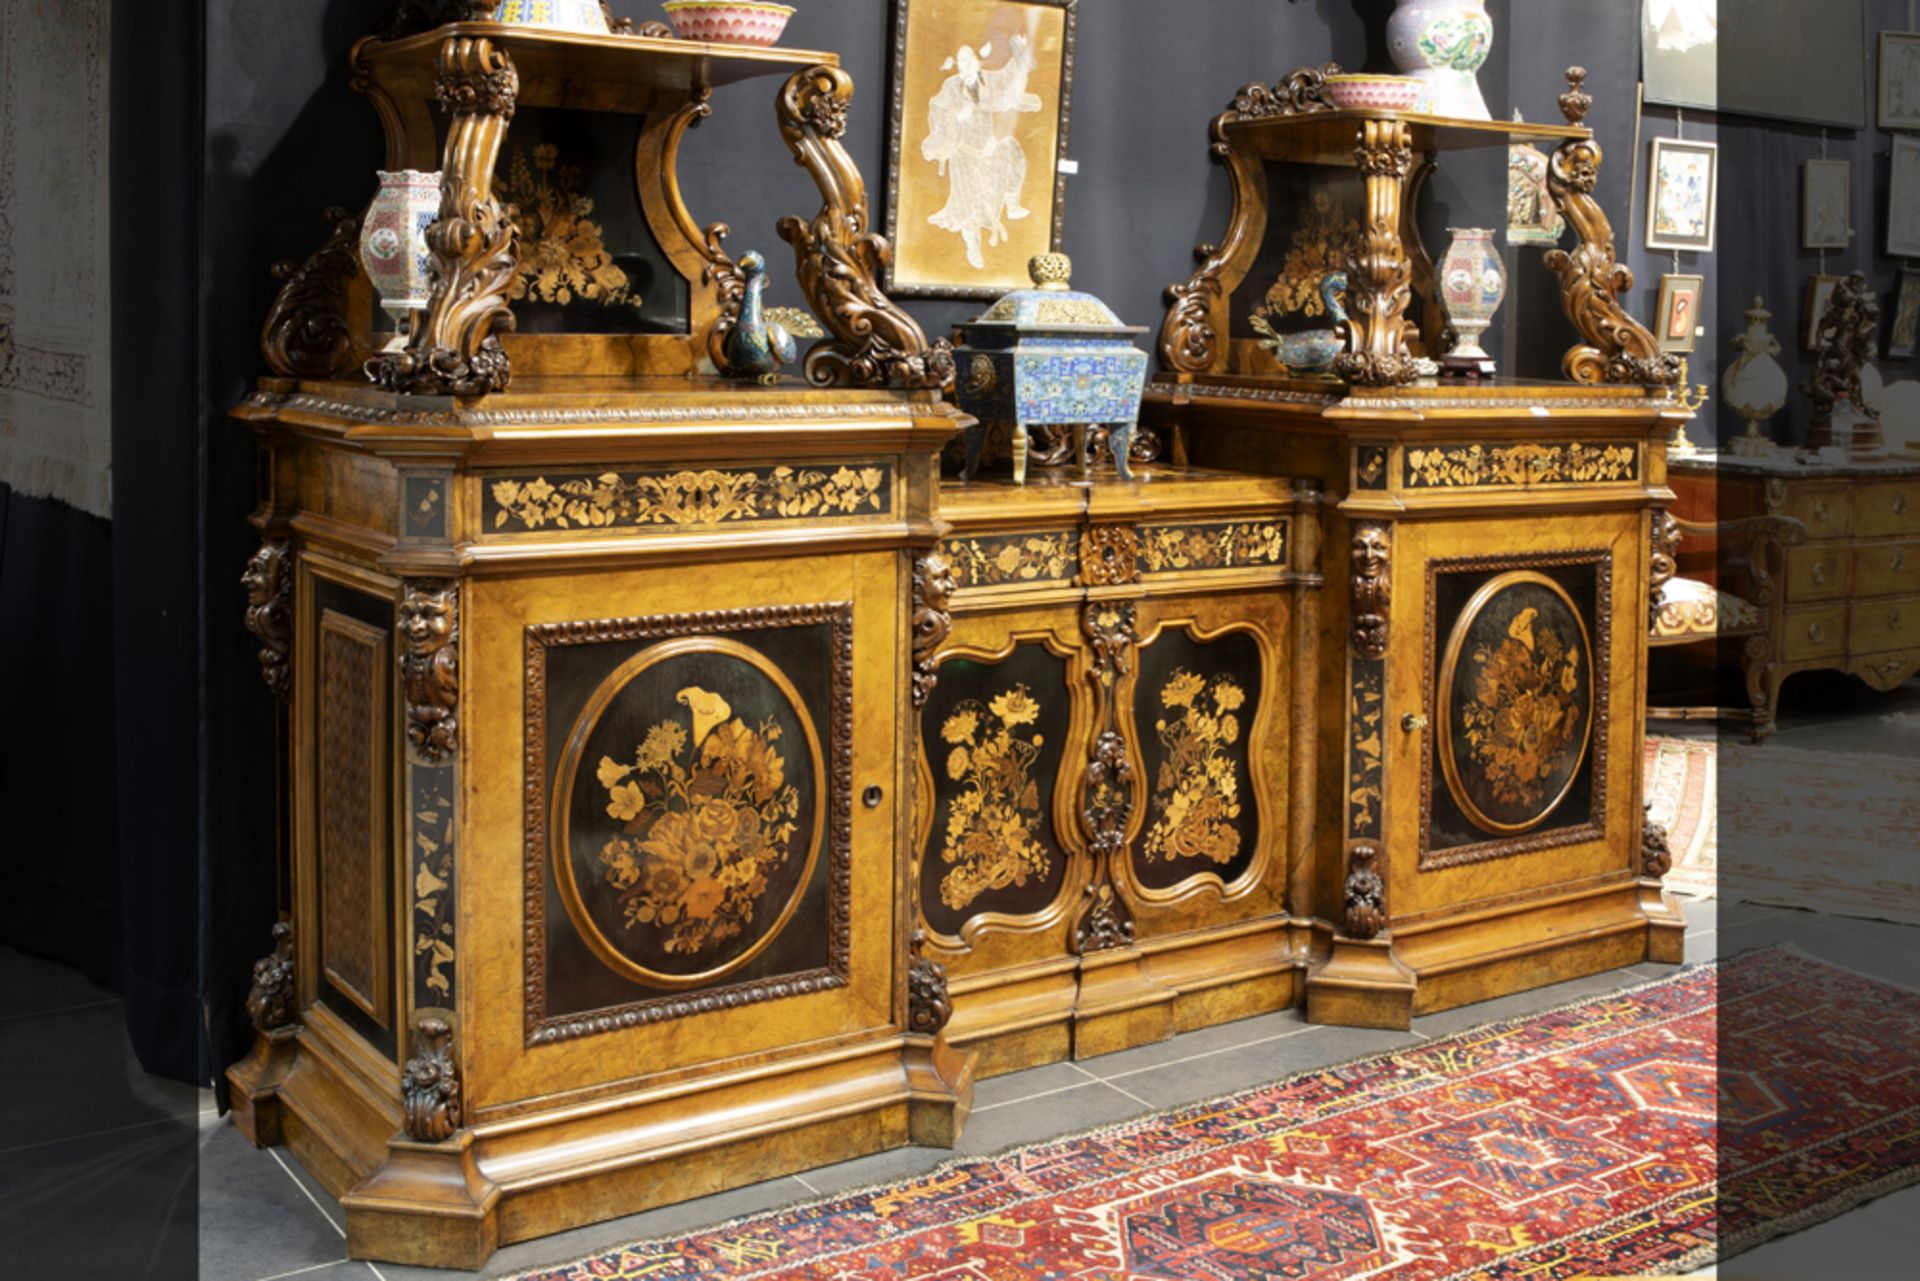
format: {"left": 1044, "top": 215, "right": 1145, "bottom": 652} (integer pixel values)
{"left": 862, "top": 785, "right": 884, "bottom": 809}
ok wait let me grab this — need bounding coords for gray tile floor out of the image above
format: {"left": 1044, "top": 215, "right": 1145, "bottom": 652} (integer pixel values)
{"left": 189, "top": 678, "right": 1917, "bottom": 1279}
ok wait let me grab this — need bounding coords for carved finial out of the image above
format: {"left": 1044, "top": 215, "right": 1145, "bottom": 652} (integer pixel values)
{"left": 1560, "top": 67, "right": 1592, "bottom": 126}
{"left": 1029, "top": 253, "right": 1073, "bottom": 290}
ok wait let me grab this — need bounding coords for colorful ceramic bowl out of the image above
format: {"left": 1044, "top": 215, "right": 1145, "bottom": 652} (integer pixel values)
{"left": 661, "top": 1, "right": 794, "bottom": 46}
{"left": 491, "top": 0, "right": 611, "bottom": 32}
{"left": 1323, "top": 74, "right": 1423, "bottom": 113}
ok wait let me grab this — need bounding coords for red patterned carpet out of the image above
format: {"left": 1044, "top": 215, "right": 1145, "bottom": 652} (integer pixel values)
{"left": 517, "top": 950, "right": 1920, "bottom": 1280}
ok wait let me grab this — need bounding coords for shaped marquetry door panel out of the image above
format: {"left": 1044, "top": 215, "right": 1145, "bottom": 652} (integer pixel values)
{"left": 1421, "top": 555, "right": 1612, "bottom": 869}
{"left": 917, "top": 642, "right": 1076, "bottom": 947}
{"left": 1129, "top": 626, "right": 1264, "bottom": 898}
{"left": 524, "top": 605, "right": 851, "bottom": 1044}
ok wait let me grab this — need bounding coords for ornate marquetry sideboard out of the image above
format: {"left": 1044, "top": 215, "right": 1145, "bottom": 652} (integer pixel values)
{"left": 1140, "top": 64, "right": 1694, "bottom": 1027}
{"left": 1670, "top": 454, "right": 1920, "bottom": 739}
{"left": 915, "top": 468, "right": 1322, "bottom": 1074}
{"left": 226, "top": 13, "right": 973, "bottom": 1270}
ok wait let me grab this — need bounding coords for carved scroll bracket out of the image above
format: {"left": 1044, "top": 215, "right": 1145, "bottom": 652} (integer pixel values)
{"left": 261, "top": 208, "right": 361, "bottom": 379}
{"left": 1351, "top": 523, "right": 1391, "bottom": 659}
{"left": 775, "top": 66, "right": 953, "bottom": 391}
{"left": 1543, "top": 68, "right": 1681, "bottom": 388}
{"left": 369, "top": 36, "right": 520, "bottom": 397}
{"left": 910, "top": 550, "right": 955, "bottom": 710}
{"left": 1074, "top": 601, "right": 1138, "bottom": 955}
{"left": 242, "top": 539, "right": 293, "bottom": 701}
{"left": 1333, "top": 118, "right": 1420, "bottom": 388}
{"left": 1343, "top": 843, "right": 1385, "bottom": 939}
{"left": 401, "top": 1016, "right": 462, "bottom": 1142}
{"left": 400, "top": 580, "right": 460, "bottom": 763}
{"left": 906, "top": 929, "right": 953, "bottom": 1036}
{"left": 1649, "top": 509, "right": 1681, "bottom": 632}
{"left": 246, "top": 922, "right": 298, "bottom": 1034}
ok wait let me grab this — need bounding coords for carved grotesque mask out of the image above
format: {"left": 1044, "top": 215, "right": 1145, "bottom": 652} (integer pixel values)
{"left": 241, "top": 544, "right": 282, "bottom": 606}
{"left": 399, "top": 589, "right": 453, "bottom": 654}
{"left": 1353, "top": 528, "right": 1389, "bottom": 578}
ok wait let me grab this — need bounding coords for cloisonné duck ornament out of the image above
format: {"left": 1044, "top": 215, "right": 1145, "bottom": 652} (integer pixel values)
{"left": 722, "top": 250, "right": 822, "bottom": 384}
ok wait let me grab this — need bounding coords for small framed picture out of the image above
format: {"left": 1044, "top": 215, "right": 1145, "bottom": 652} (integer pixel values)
{"left": 1801, "top": 158, "right": 1851, "bottom": 250}
{"left": 1655, "top": 273, "right": 1705, "bottom": 354}
{"left": 1803, "top": 274, "right": 1843, "bottom": 351}
{"left": 1880, "top": 31, "right": 1920, "bottom": 130}
{"left": 1891, "top": 134, "right": 1920, "bottom": 259}
{"left": 1889, "top": 270, "right": 1920, "bottom": 359}
{"left": 1646, "top": 136, "right": 1718, "bottom": 253}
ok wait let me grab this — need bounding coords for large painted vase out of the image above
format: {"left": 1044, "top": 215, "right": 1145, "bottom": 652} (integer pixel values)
{"left": 1437, "top": 228, "right": 1505, "bottom": 367}
{"left": 360, "top": 169, "right": 442, "bottom": 349}
{"left": 1387, "top": 0, "right": 1494, "bottom": 119}
{"left": 492, "top": 0, "right": 612, "bottom": 31}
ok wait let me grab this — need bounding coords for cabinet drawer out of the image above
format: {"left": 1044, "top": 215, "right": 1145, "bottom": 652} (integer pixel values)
{"left": 1782, "top": 604, "right": 1848, "bottom": 660}
{"left": 1858, "top": 483, "right": 1920, "bottom": 537}
{"left": 1853, "top": 542, "right": 1920, "bottom": 597}
{"left": 1847, "top": 596, "right": 1920, "bottom": 654}
{"left": 1786, "top": 545, "right": 1852, "bottom": 601}
{"left": 1787, "top": 489, "right": 1850, "bottom": 539}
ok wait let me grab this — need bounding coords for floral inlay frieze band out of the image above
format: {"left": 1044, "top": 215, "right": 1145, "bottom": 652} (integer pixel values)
{"left": 1403, "top": 443, "right": 1637, "bottom": 489}
{"left": 487, "top": 464, "right": 892, "bottom": 532}
{"left": 1143, "top": 670, "right": 1246, "bottom": 865}
{"left": 936, "top": 687, "right": 1052, "bottom": 911}
{"left": 1139, "top": 522, "right": 1288, "bottom": 573}
{"left": 594, "top": 686, "right": 802, "bottom": 957}
{"left": 942, "top": 532, "right": 1078, "bottom": 589}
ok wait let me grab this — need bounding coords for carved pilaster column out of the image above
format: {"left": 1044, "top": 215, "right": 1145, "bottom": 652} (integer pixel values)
{"left": 910, "top": 550, "right": 955, "bottom": 710}
{"left": 774, "top": 65, "right": 953, "bottom": 390}
{"left": 242, "top": 539, "right": 292, "bottom": 701}
{"left": 1544, "top": 68, "right": 1681, "bottom": 388}
{"left": 1332, "top": 119, "right": 1420, "bottom": 388}
{"left": 401, "top": 1016, "right": 462, "bottom": 1142}
{"left": 368, "top": 36, "right": 519, "bottom": 396}
{"left": 261, "top": 208, "right": 362, "bottom": 379}
{"left": 1073, "top": 600, "right": 1138, "bottom": 955}
{"left": 1342, "top": 524, "right": 1391, "bottom": 938}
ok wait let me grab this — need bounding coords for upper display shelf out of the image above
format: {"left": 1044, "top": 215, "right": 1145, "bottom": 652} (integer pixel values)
{"left": 1223, "top": 109, "right": 1588, "bottom": 164}
{"left": 356, "top": 21, "right": 838, "bottom": 109}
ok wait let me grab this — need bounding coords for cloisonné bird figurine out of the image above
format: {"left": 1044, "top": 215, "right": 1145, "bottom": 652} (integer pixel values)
{"left": 723, "top": 251, "right": 802, "bottom": 384}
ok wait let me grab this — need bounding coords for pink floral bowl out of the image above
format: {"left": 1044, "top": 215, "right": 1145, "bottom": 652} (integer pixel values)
{"left": 661, "top": 1, "right": 794, "bottom": 46}
{"left": 1324, "top": 74, "right": 1423, "bottom": 113}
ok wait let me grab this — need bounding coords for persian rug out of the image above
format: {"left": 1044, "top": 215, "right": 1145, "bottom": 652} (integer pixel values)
{"left": 0, "top": 0, "right": 114, "bottom": 518}
{"left": 513, "top": 950, "right": 1920, "bottom": 1281}
{"left": 1717, "top": 742, "right": 1920, "bottom": 925}
{"left": 1644, "top": 735, "right": 1715, "bottom": 897}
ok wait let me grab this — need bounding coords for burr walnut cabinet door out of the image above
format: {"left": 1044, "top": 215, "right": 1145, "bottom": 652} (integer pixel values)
{"left": 462, "top": 549, "right": 905, "bottom": 1113}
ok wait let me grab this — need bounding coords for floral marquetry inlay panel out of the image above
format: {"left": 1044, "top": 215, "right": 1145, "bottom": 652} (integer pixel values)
{"left": 942, "top": 532, "right": 1079, "bottom": 589}
{"left": 1143, "top": 673, "right": 1244, "bottom": 865}
{"left": 487, "top": 464, "right": 891, "bottom": 532}
{"left": 1138, "top": 522, "right": 1287, "bottom": 574}
{"left": 1403, "top": 443, "right": 1637, "bottom": 489}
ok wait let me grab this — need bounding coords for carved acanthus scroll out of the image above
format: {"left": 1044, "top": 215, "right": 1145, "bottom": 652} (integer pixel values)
{"left": 399, "top": 580, "right": 460, "bottom": 762}
{"left": 246, "top": 922, "right": 297, "bottom": 1034}
{"left": 401, "top": 1016, "right": 462, "bottom": 1142}
{"left": 369, "top": 37, "right": 520, "bottom": 396}
{"left": 1332, "top": 119, "right": 1420, "bottom": 388}
{"left": 910, "top": 551, "right": 955, "bottom": 710}
{"left": 1543, "top": 69, "right": 1680, "bottom": 388}
{"left": 1074, "top": 601, "right": 1137, "bottom": 955}
{"left": 1351, "top": 523, "right": 1391, "bottom": 660}
{"left": 242, "top": 539, "right": 292, "bottom": 701}
{"left": 1640, "top": 815, "right": 1673, "bottom": 880}
{"left": 906, "top": 929, "right": 953, "bottom": 1035}
{"left": 261, "top": 208, "right": 361, "bottom": 380}
{"left": 1343, "top": 843, "right": 1385, "bottom": 939}
{"left": 775, "top": 66, "right": 953, "bottom": 390}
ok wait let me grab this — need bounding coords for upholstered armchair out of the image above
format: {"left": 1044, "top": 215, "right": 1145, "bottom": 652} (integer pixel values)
{"left": 1647, "top": 509, "right": 1808, "bottom": 741}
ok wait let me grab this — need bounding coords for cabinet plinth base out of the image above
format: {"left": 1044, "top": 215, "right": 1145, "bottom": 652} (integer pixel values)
{"left": 1306, "top": 938, "right": 1417, "bottom": 1030}
{"left": 226, "top": 1025, "right": 299, "bottom": 1148}
{"left": 234, "top": 1029, "right": 975, "bottom": 1269}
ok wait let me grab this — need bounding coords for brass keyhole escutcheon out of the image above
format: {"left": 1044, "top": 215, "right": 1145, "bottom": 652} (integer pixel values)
{"left": 862, "top": 784, "right": 884, "bottom": 809}
{"left": 1812, "top": 562, "right": 1827, "bottom": 584}
{"left": 1809, "top": 622, "right": 1826, "bottom": 643}
{"left": 1401, "top": 713, "right": 1429, "bottom": 732}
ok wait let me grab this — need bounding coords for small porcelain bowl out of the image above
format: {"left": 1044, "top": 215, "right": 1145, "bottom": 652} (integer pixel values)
{"left": 1323, "top": 74, "right": 1423, "bottom": 113}
{"left": 661, "top": 1, "right": 794, "bottom": 46}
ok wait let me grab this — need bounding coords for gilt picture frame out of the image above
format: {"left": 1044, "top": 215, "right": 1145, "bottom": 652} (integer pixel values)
{"left": 884, "top": 0, "right": 1077, "bottom": 298}
{"left": 1646, "top": 136, "right": 1718, "bottom": 254}
{"left": 1656, "top": 273, "right": 1705, "bottom": 354}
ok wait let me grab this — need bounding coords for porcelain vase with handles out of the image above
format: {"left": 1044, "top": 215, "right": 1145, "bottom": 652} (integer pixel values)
{"left": 360, "top": 170, "right": 442, "bottom": 351}
{"left": 1437, "top": 228, "right": 1504, "bottom": 375}
{"left": 492, "top": 0, "right": 612, "bottom": 31}
{"left": 1387, "top": 0, "right": 1494, "bottom": 119}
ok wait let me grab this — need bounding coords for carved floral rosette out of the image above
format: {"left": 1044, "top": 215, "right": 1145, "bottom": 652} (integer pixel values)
{"left": 401, "top": 1016, "right": 462, "bottom": 1142}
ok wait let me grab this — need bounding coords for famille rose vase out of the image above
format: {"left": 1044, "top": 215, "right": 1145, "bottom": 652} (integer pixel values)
{"left": 491, "top": 0, "right": 611, "bottom": 31}
{"left": 1437, "top": 228, "right": 1505, "bottom": 372}
{"left": 360, "top": 169, "right": 442, "bottom": 350}
{"left": 1387, "top": 0, "right": 1495, "bottom": 119}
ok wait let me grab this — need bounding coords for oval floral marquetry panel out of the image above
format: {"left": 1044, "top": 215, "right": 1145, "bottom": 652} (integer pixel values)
{"left": 1439, "top": 571, "right": 1594, "bottom": 835}
{"left": 552, "top": 638, "right": 826, "bottom": 990}
{"left": 919, "top": 645, "right": 1071, "bottom": 941}
{"left": 1134, "top": 628, "right": 1262, "bottom": 893}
